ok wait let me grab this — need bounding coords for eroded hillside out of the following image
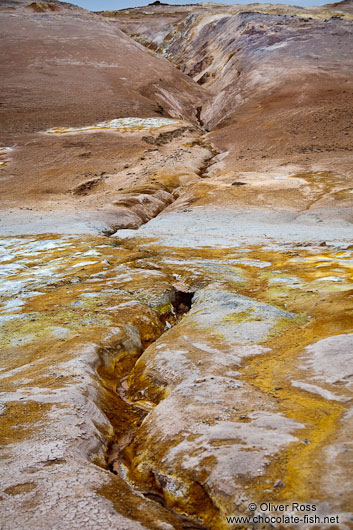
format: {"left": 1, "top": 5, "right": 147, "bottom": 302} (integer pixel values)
{"left": 0, "top": 1, "right": 352, "bottom": 530}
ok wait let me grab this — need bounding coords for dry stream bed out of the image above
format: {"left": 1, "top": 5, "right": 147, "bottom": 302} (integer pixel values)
{"left": 1, "top": 1, "right": 353, "bottom": 527}
{"left": 0, "top": 229, "right": 352, "bottom": 529}
{"left": 1, "top": 111, "right": 353, "bottom": 530}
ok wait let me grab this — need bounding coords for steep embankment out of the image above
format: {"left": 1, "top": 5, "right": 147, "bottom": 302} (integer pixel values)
{"left": 0, "top": 0, "right": 205, "bottom": 134}
{"left": 109, "top": 3, "right": 353, "bottom": 236}
{"left": 109, "top": 3, "right": 353, "bottom": 171}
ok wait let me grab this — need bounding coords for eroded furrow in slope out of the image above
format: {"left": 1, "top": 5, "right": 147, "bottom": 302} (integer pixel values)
{"left": 98, "top": 241, "right": 352, "bottom": 529}
{"left": 103, "top": 131, "right": 223, "bottom": 238}
{"left": 97, "top": 286, "right": 214, "bottom": 530}
{"left": 103, "top": 128, "right": 219, "bottom": 236}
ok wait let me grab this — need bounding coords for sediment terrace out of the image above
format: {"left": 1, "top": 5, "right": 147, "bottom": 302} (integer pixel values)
{"left": 0, "top": 1, "right": 353, "bottom": 529}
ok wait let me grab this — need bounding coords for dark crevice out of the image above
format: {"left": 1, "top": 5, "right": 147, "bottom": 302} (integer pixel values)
{"left": 196, "top": 106, "right": 204, "bottom": 127}
{"left": 143, "top": 491, "right": 166, "bottom": 506}
{"left": 171, "top": 285, "right": 195, "bottom": 318}
{"left": 232, "top": 181, "right": 246, "bottom": 186}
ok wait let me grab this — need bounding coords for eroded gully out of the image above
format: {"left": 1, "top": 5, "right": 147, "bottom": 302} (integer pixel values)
{"left": 82, "top": 124, "right": 353, "bottom": 529}
{"left": 1, "top": 124, "right": 352, "bottom": 530}
{"left": 96, "top": 237, "right": 352, "bottom": 529}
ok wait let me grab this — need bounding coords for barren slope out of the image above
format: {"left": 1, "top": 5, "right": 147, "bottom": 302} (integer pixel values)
{"left": 110, "top": 2, "right": 353, "bottom": 167}
{"left": 0, "top": 2, "right": 353, "bottom": 530}
{"left": 0, "top": 0, "right": 205, "bottom": 134}
{"left": 110, "top": 3, "right": 353, "bottom": 234}
{"left": 0, "top": 0, "right": 207, "bottom": 227}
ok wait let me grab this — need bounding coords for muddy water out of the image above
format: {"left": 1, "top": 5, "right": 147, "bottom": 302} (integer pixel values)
{"left": 1, "top": 231, "right": 352, "bottom": 528}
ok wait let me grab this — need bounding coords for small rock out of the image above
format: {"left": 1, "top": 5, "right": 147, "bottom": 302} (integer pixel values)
{"left": 274, "top": 479, "right": 285, "bottom": 489}
{"left": 197, "top": 360, "right": 203, "bottom": 365}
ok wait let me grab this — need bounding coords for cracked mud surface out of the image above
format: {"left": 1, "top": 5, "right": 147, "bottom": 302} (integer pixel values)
{"left": 0, "top": 1, "right": 353, "bottom": 529}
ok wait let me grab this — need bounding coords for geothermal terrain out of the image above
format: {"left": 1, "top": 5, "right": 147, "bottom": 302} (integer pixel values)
{"left": 0, "top": 0, "right": 353, "bottom": 529}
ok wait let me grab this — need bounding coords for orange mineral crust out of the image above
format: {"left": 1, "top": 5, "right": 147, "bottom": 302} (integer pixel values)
{"left": 0, "top": 1, "right": 352, "bottom": 529}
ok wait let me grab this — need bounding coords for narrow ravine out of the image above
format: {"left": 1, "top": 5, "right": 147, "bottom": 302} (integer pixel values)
{"left": 104, "top": 285, "right": 194, "bottom": 474}
{"left": 95, "top": 284, "right": 214, "bottom": 530}
{"left": 1, "top": 228, "right": 352, "bottom": 529}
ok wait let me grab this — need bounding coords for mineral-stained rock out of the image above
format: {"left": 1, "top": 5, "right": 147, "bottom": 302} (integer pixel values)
{"left": 119, "top": 287, "right": 301, "bottom": 525}
{"left": 1, "top": 0, "right": 353, "bottom": 528}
